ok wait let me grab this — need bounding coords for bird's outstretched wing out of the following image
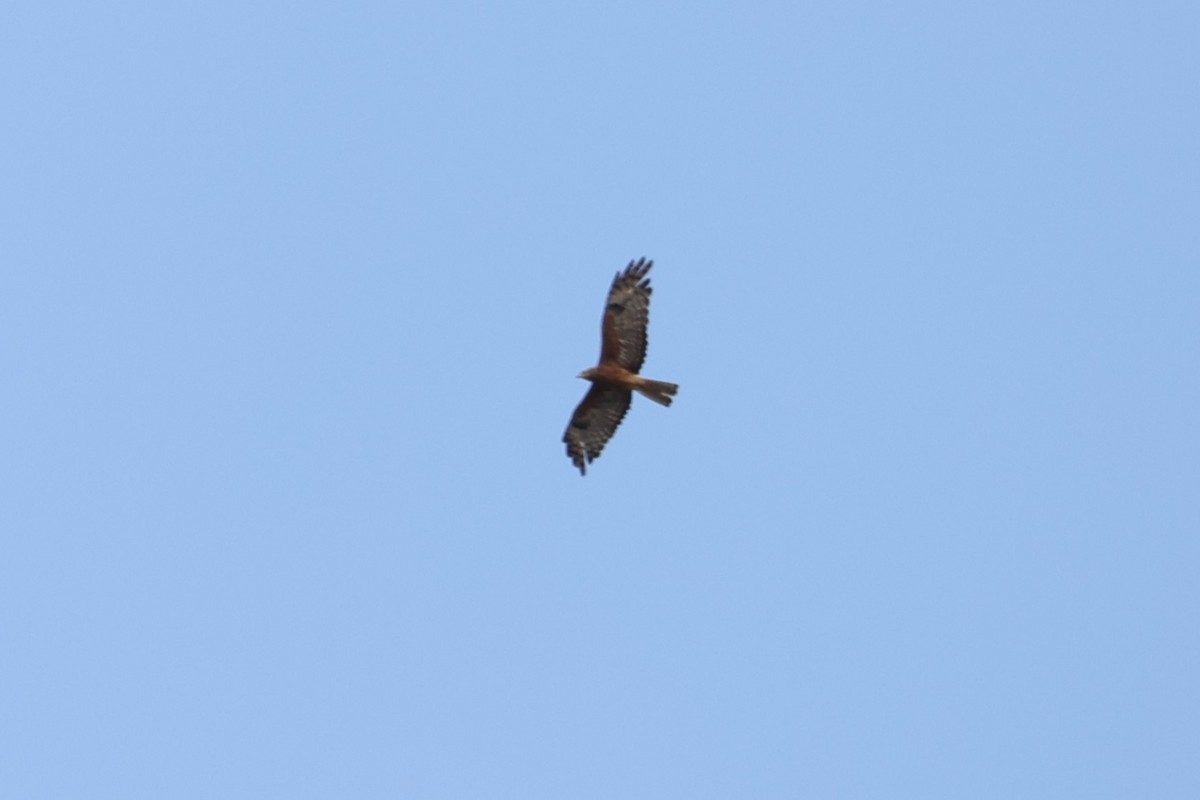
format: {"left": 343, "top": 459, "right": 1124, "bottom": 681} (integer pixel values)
{"left": 562, "top": 384, "right": 632, "bottom": 475}
{"left": 599, "top": 258, "right": 653, "bottom": 373}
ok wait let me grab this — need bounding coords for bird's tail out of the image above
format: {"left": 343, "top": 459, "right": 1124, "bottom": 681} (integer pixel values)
{"left": 636, "top": 378, "right": 679, "bottom": 407}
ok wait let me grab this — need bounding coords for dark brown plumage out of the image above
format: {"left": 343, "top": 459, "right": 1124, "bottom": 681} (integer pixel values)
{"left": 563, "top": 258, "right": 678, "bottom": 475}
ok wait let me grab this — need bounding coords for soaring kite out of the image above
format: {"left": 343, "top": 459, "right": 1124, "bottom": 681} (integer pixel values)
{"left": 563, "top": 258, "right": 678, "bottom": 475}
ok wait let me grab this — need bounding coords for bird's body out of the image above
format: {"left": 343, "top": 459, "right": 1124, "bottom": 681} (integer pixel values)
{"left": 563, "top": 258, "right": 678, "bottom": 475}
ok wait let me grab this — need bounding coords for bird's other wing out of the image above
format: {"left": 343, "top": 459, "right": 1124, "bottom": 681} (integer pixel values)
{"left": 563, "top": 383, "right": 633, "bottom": 475}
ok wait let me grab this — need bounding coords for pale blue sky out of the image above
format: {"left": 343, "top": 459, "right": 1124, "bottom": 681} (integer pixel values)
{"left": 3, "top": 2, "right": 1197, "bottom": 798}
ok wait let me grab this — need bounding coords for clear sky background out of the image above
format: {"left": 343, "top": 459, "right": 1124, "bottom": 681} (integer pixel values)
{"left": 3, "top": 2, "right": 1197, "bottom": 798}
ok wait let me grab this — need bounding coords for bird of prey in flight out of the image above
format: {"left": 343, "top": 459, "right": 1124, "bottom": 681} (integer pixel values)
{"left": 563, "top": 258, "right": 678, "bottom": 475}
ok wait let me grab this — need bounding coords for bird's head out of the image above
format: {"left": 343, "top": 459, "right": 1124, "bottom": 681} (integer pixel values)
{"left": 577, "top": 367, "right": 598, "bottom": 381}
